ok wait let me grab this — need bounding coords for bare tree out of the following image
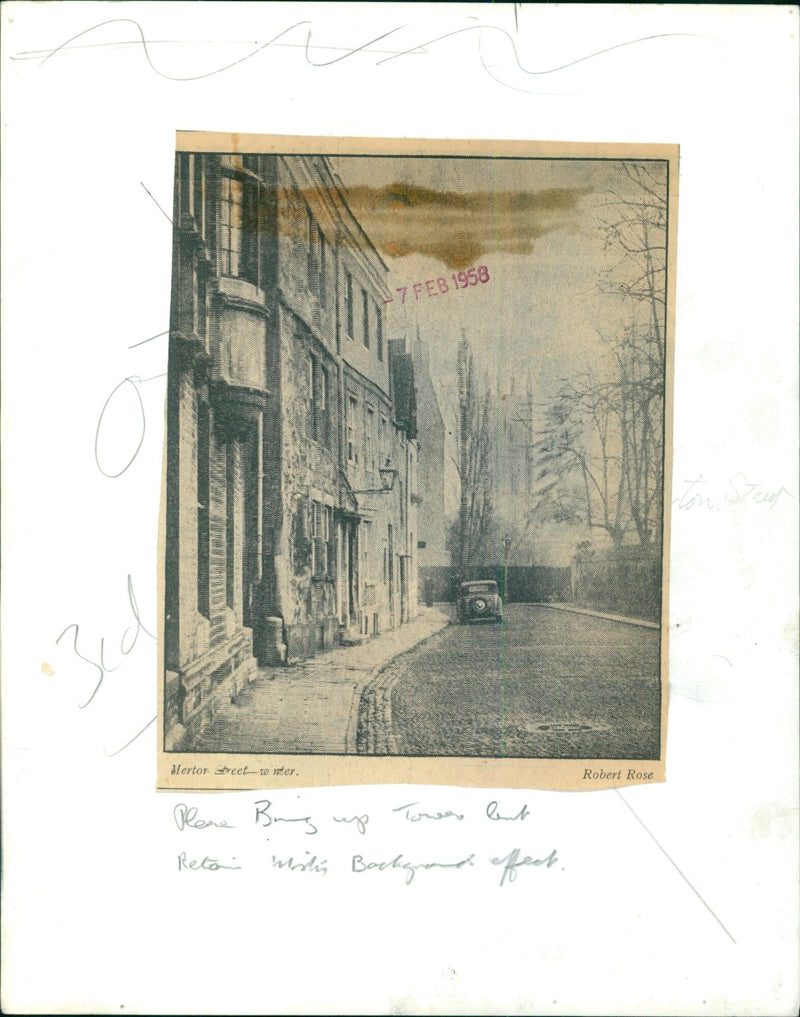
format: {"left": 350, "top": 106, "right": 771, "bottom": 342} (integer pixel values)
{"left": 447, "top": 337, "right": 498, "bottom": 569}
{"left": 597, "top": 161, "right": 667, "bottom": 549}
{"left": 534, "top": 371, "right": 629, "bottom": 548}
{"left": 533, "top": 161, "right": 668, "bottom": 552}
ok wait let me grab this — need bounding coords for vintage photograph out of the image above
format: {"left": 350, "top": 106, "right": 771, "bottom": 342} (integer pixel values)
{"left": 159, "top": 134, "right": 675, "bottom": 789}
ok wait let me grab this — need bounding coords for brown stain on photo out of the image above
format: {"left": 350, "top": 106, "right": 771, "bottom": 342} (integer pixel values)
{"left": 342, "top": 182, "right": 593, "bottom": 269}
{"left": 234, "top": 179, "right": 592, "bottom": 270}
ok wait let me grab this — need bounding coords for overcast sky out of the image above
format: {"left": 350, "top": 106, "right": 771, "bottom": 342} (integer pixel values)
{"left": 330, "top": 154, "right": 638, "bottom": 392}
{"left": 330, "top": 155, "right": 663, "bottom": 526}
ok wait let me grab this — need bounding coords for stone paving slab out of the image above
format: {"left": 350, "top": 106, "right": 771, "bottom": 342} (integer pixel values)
{"left": 194, "top": 608, "right": 450, "bottom": 755}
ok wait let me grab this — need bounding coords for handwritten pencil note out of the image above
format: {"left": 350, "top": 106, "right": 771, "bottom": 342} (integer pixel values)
{"left": 169, "top": 795, "right": 560, "bottom": 888}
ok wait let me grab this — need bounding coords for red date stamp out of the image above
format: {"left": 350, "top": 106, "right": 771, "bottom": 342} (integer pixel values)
{"left": 386, "top": 265, "right": 491, "bottom": 304}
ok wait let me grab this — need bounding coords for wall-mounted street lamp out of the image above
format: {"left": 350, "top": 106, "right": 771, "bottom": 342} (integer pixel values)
{"left": 352, "top": 458, "right": 398, "bottom": 495}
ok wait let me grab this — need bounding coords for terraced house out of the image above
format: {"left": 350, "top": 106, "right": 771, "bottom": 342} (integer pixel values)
{"left": 164, "top": 150, "right": 420, "bottom": 751}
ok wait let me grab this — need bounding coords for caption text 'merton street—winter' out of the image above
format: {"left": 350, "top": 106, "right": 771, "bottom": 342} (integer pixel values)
{"left": 172, "top": 797, "right": 560, "bottom": 887}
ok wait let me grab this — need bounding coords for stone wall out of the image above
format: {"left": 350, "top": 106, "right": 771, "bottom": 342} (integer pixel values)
{"left": 571, "top": 552, "right": 661, "bottom": 622}
{"left": 168, "top": 395, "right": 259, "bottom": 749}
{"left": 418, "top": 565, "right": 573, "bottom": 605}
{"left": 271, "top": 176, "right": 341, "bottom": 658}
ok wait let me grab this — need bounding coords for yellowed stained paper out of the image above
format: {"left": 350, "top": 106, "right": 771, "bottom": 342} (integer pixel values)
{"left": 158, "top": 132, "right": 676, "bottom": 792}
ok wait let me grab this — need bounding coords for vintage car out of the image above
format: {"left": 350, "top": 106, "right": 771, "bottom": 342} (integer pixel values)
{"left": 457, "top": 580, "right": 503, "bottom": 624}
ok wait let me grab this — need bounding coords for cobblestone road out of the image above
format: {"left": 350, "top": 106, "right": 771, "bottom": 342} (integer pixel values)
{"left": 357, "top": 605, "right": 661, "bottom": 758}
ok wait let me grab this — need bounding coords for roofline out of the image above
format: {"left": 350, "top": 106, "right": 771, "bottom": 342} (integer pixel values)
{"left": 318, "top": 157, "right": 391, "bottom": 275}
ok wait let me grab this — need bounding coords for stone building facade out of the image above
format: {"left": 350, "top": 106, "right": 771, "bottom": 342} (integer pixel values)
{"left": 164, "top": 152, "right": 419, "bottom": 750}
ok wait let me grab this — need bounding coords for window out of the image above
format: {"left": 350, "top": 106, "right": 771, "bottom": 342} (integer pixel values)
{"left": 380, "top": 416, "right": 388, "bottom": 462}
{"left": 195, "top": 261, "right": 207, "bottom": 340}
{"left": 307, "top": 209, "right": 326, "bottom": 304}
{"left": 326, "top": 505, "right": 335, "bottom": 576}
{"left": 196, "top": 402, "right": 210, "bottom": 619}
{"left": 317, "top": 362, "right": 329, "bottom": 445}
{"left": 366, "top": 406, "right": 375, "bottom": 472}
{"left": 220, "top": 169, "right": 259, "bottom": 285}
{"left": 362, "top": 289, "right": 370, "bottom": 348}
{"left": 292, "top": 498, "right": 310, "bottom": 571}
{"left": 307, "top": 355, "right": 315, "bottom": 437}
{"left": 311, "top": 501, "right": 333, "bottom": 580}
{"left": 362, "top": 521, "right": 372, "bottom": 582}
{"left": 226, "top": 442, "right": 235, "bottom": 609}
{"left": 319, "top": 230, "right": 326, "bottom": 305}
{"left": 306, "top": 208, "right": 316, "bottom": 291}
{"left": 319, "top": 366, "right": 328, "bottom": 424}
{"left": 376, "top": 303, "right": 384, "bottom": 361}
{"left": 345, "top": 271, "right": 354, "bottom": 338}
{"left": 192, "top": 155, "right": 204, "bottom": 235}
{"left": 178, "top": 153, "right": 192, "bottom": 219}
{"left": 308, "top": 354, "right": 330, "bottom": 446}
{"left": 220, "top": 172, "right": 242, "bottom": 277}
{"left": 347, "top": 396, "right": 357, "bottom": 463}
{"left": 311, "top": 502, "right": 323, "bottom": 578}
{"left": 204, "top": 157, "right": 217, "bottom": 260}
{"left": 179, "top": 152, "right": 212, "bottom": 257}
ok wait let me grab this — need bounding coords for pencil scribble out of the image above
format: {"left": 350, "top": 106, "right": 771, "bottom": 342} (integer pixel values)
{"left": 16, "top": 13, "right": 710, "bottom": 97}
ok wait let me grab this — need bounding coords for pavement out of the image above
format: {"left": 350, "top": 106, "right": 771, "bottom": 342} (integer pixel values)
{"left": 194, "top": 606, "right": 451, "bottom": 755}
{"left": 536, "top": 602, "right": 660, "bottom": 630}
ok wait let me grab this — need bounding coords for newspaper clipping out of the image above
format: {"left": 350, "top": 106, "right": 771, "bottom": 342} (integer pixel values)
{"left": 158, "top": 134, "right": 676, "bottom": 792}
